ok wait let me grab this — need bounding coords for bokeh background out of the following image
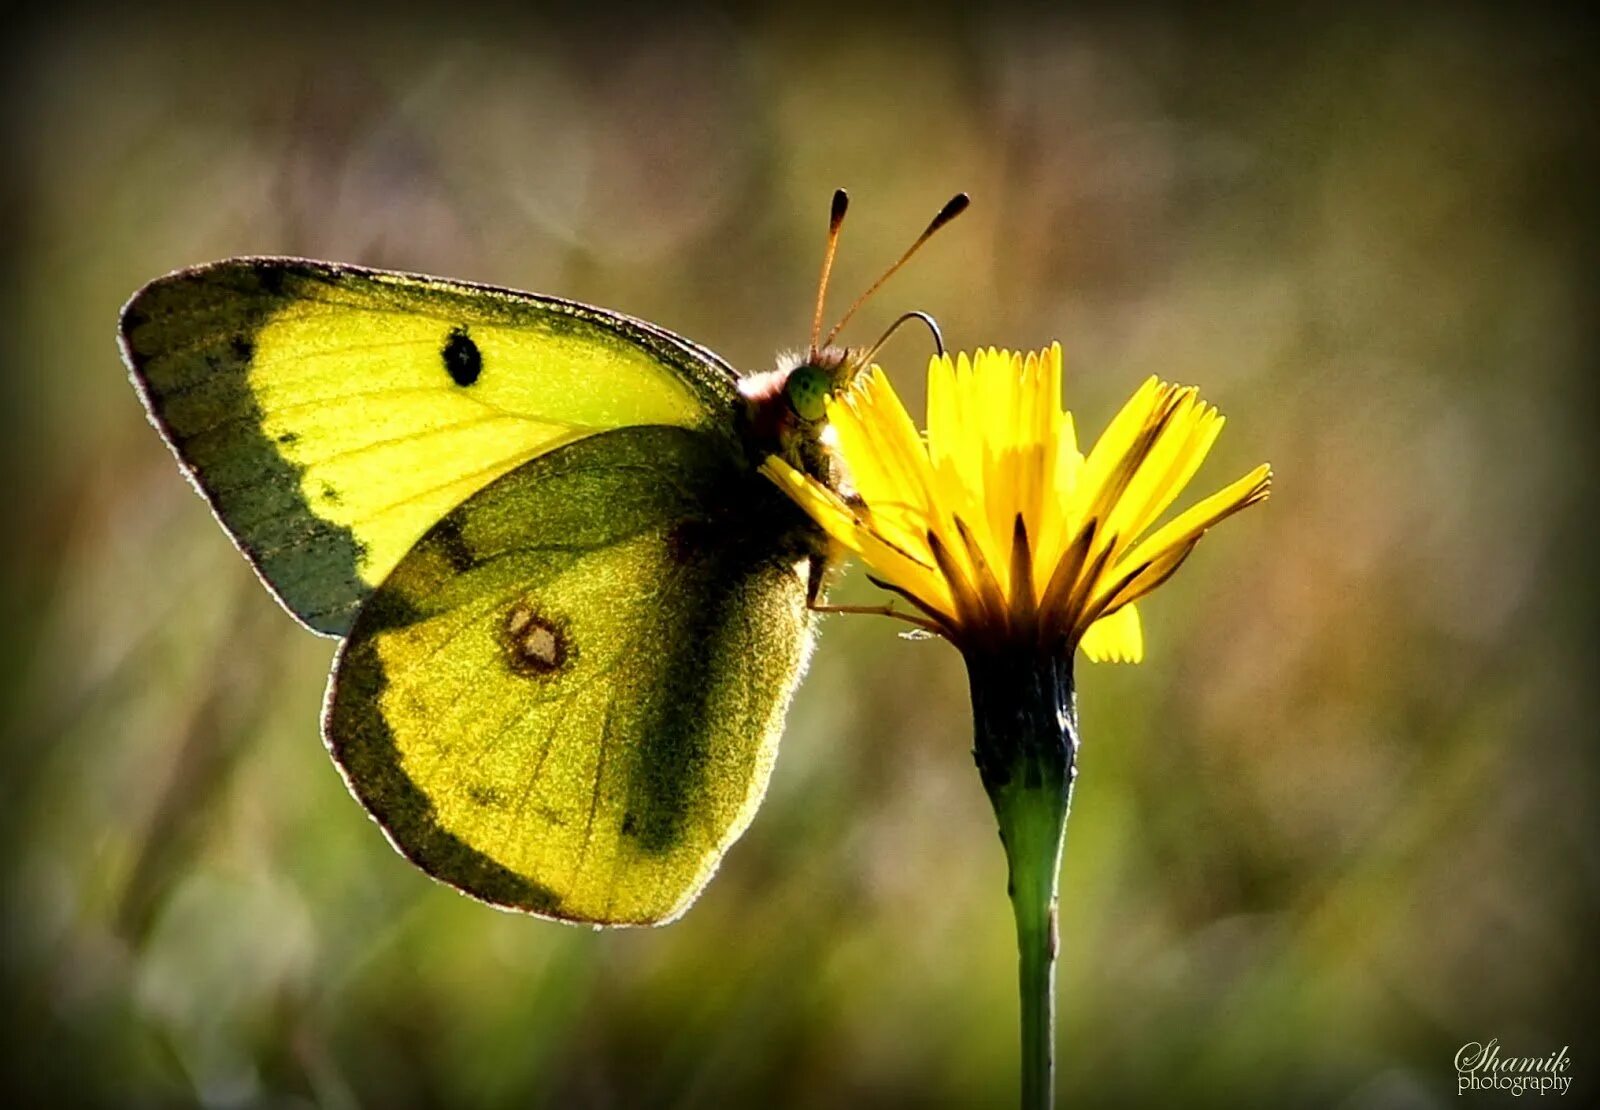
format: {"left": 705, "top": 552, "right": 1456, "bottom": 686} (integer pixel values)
{"left": 4, "top": 4, "right": 1596, "bottom": 1107}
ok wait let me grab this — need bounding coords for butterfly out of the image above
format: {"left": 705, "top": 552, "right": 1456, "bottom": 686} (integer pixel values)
{"left": 119, "top": 190, "right": 968, "bottom": 926}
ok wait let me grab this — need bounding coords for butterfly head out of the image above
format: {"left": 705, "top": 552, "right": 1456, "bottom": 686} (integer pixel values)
{"left": 783, "top": 359, "right": 836, "bottom": 423}
{"left": 780, "top": 342, "right": 860, "bottom": 422}
{"left": 737, "top": 346, "right": 856, "bottom": 449}
{"left": 741, "top": 191, "right": 966, "bottom": 482}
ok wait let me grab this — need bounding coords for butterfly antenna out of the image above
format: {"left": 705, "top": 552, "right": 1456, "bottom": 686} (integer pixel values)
{"left": 859, "top": 310, "right": 946, "bottom": 367}
{"left": 822, "top": 192, "right": 968, "bottom": 349}
{"left": 809, "top": 189, "right": 850, "bottom": 359}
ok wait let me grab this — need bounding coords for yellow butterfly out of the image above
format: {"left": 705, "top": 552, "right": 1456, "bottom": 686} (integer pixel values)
{"left": 120, "top": 191, "right": 966, "bottom": 925}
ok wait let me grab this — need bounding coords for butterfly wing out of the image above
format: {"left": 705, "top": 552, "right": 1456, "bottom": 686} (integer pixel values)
{"left": 120, "top": 258, "right": 740, "bottom": 636}
{"left": 324, "top": 425, "right": 817, "bottom": 925}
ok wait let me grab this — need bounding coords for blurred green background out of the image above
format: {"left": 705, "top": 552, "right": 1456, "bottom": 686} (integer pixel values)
{"left": 4, "top": 5, "right": 1595, "bottom": 1107}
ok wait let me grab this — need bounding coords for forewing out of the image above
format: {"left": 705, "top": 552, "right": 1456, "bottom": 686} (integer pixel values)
{"left": 120, "top": 258, "right": 739, "bottom": 635}
{"left": 325, "top": 426, "right": 815, "bottom": 925}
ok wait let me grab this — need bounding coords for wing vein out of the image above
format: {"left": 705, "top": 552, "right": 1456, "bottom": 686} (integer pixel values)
{"left": 301, "top": 416, "right": 530, "bottom": 469}
{"left": 573, "top": 699, "right": 618, "bottom": 889}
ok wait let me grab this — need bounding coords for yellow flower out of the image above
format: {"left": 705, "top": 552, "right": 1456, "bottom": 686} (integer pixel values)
{"left": 763, "top": 343, "right": 1271, "bottom": 662}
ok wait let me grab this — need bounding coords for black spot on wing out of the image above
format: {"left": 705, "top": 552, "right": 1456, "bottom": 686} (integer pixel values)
{"left": 501, "top": 601, "right": 572, "bottom": 677}
{"left": 442, "top": 326, "right": 481, "bottom": 386}
{"left": 468, "top": 784, "right": 506, "bottom": 808}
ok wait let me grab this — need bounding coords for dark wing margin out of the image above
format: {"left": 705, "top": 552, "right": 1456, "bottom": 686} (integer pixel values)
{"left": 121, "top": 262, "right": 370, "bottom": 634}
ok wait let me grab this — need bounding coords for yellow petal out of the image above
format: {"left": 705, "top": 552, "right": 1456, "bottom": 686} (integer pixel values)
{"left": 1070, "top": 376, "right": 1164, "bottom": 519}
{"left": 925, "top": 354, "right": 987, "bottom": 558}
{"left": 1103, "top": 395, "right": 1224, "bottom": 549}
{"left": 1033, "top": 419, "right": 1081, "bottom": 576}
{"left": 759, "top": 459, "right": 941, "bottom": 605}
{"left": 1112, "top": 463, "right": 1273, "bottom": 582}
{"left": 925, "top": 354, "right": 960, "bottom": 477}
{"left": 1080, "top": 385, "right": 1192, "bottom": 546}
{"left": 828, "top": 374, "right": 911, "bottom": 509}
{"left": 1058, "top": 379, "right": 1177, "bottom": 581}
{"left": 1089, "top": 538, "right": 1200, "bottom": 623}
{"left": 1080, "top": 603, "right": 1144, "bottom": 663}
{"left": 860, "top": 367, "right": 936, "bottom": 500}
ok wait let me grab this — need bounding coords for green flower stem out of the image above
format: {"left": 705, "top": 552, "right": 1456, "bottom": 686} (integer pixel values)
{"left": 965, "top": 647, "right": 1078, "bottom": 1110}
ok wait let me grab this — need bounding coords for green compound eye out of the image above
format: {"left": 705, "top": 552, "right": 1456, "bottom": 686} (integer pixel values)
{"left": 785, "top": 366, "right": 830, "bottom": 422}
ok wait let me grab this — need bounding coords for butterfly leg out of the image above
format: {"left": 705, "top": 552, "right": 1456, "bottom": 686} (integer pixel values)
{"left": 803, "top": 551, "right": 831, "bottom": 610}
{"left": 801, "top": 550, "right": 945, "bottom": 634}
{"left": 806, "top": 590, "right": 943, "bottom": 640}
{"left": 806, "top": 600, "right": 946, "bottom": 637}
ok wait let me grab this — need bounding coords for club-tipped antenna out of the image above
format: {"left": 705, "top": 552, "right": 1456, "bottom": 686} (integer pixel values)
{"left": 858, "top": 310, "right": 946, "bottom": 367}
{"left": 821, "top": 192, "right": 968, "bottom": 349}
{"left": 809, "top": 189, "right": 850, "bottom": 358}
